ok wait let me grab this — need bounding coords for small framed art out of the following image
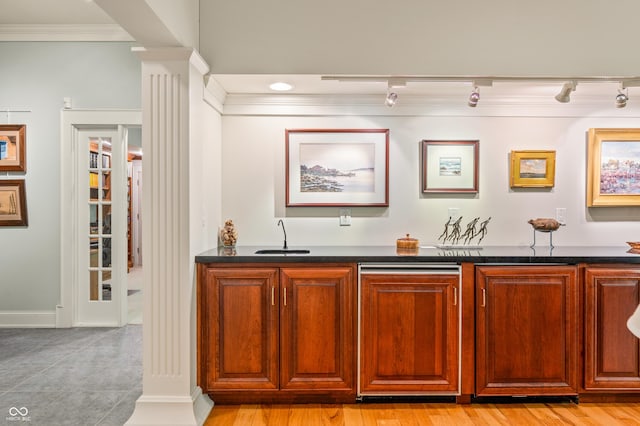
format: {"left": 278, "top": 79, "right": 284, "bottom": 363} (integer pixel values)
{"left": 0, "top": 180, "right": 28, "bottom": 226}
{"left": 421, "top": 140, "right": 479, "bottom": 193}
{"left": 0, "top": 124, "right": 26, "bottom": 172}
{"left": 510, "top": 150, "right": 556, "bottom": 188}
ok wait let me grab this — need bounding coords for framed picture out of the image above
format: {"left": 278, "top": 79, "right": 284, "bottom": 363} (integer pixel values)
{"left": 510, "top": 150, "right": 556, "bottom": 188}
{"left": 286, "top": 129, "right": 389, "bottom": 207}
{"left": 0, "top": 180, "right": 28, "bottom": 226}
{"left": 421, "top": 140, "right": 479, "bottom": 193}
{"left": 587, "top": 128, "right": 640, "bottom": 207}
{"left": 0, "top": 124, "right": 26, "bottom": 172}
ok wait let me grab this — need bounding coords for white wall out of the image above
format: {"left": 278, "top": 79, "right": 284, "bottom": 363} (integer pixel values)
{"left": 0, "top": 42, "right": 140, "bottom": 319}
{"left": 220, "top": 100, "right": 640, "bottom": 248}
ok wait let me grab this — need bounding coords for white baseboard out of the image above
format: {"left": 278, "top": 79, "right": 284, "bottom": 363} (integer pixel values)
{"left": 124, "top": 387, "right": 213, "bottom": 426}
{"left": 0, "top": 310, "right": 57, "bottom": 328}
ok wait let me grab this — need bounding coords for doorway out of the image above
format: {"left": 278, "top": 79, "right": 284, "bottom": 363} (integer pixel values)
{"left": 127, "top": 127, "right": 143, "bottom": 324}
{"left": 59, "top": 110, "right": 142, "bottom": 328}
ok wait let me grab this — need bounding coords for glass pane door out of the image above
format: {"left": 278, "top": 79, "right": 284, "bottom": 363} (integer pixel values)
{"left": 89, "top": 138, "right": 112, "bottom": 301}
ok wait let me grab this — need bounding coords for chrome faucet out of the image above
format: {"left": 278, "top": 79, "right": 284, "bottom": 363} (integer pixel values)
{"left": 277, "top": 219, "right": 288, "bottom": 249}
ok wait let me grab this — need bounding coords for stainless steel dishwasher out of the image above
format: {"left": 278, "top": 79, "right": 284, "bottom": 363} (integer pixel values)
{"left": 358, "top": 263, "right": 461, "bottom": 398}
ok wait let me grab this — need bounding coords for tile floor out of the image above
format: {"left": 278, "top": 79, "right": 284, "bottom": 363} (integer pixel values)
{"left": 0, "top": 325, "right": 141, "bottom": 425}
{"left": 0, "top": 268, "right": 144, "bottom": 425}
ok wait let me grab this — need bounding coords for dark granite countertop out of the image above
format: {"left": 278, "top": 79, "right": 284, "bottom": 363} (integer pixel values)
{"left": 195, "top": 245, "right": 640, "bottom": 265}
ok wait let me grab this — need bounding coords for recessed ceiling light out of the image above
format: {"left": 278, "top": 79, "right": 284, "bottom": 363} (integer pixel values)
{"left": 269, "top": 82, "right": 294, "bottom": 91}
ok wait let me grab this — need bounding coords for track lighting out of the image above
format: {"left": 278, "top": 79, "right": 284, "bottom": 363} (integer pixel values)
{"left": 616, "top": 81, "right": 629, "bottom": 108}
{"left": 616, "top": 89, "right": 628, "bottom": 108}
{"left": 554, "top": 81, "right": 577, "bottom": 103}
{"left": 385, "top": 91, "right": 398, "bottom": 107}
{"left": 468, "top": 87, "right": 480, "bottom": 107}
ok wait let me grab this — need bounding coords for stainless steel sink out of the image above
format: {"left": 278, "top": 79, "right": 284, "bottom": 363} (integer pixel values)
{"left": 255, "top": 249, "right": 310, "bottom": 254}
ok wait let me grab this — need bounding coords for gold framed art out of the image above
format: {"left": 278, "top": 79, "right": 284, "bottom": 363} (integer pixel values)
{"left": 587, "top": 128, "right": 640, "bottom": 207}
{"left": 510, "top": 150, "right": 556, "bottom": 188}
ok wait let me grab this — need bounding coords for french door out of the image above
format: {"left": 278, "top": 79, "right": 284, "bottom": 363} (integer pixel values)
{"left": 75, "top": 128, "right": 128, "bottom": 326}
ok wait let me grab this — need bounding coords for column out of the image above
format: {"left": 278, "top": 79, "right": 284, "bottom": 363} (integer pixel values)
{"left": 125, "top": 47, "right": 213, "bottom": 426}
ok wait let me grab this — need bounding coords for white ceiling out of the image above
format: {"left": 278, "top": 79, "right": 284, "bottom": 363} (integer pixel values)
{"left": 0, "top": 0, "right": 637, "bottom": 102}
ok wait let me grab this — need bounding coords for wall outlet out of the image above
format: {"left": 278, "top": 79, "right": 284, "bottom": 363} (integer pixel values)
{"left": 556, "top": 207, "right": 567, "bottom": 225}
{"left": 339, "top": 208, "right": 351, "bottom": 226}
{"left": 447, "top": 207, "right": 460, "bottom": 221}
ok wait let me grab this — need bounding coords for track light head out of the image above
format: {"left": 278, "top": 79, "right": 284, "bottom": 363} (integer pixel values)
{"left": 616, "top": 90, "right": 628, "bottom": 108}
{"left": 385, "top": 91, "right": 398, "bottom": 107}
{"left": 468, "top": 87, "right": 480, "bottom": 107}
{"left": 555, "top": 81, "right": 577, "bottom": 103}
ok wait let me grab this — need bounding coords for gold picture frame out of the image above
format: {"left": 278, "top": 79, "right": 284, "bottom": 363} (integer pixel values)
{"left": 0, "top": 124, "right": 26, "bottom": 172}
{"left": 587, "top": 128, "right": 640, "bottom": 207}
{"left": 510, "top": 150, "right": 556, "bottom": 188}
{"left": 0, "top": 179, "right": 28, "bottom": 226}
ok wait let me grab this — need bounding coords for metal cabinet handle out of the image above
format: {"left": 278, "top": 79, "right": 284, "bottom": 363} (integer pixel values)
{"left": 283, "top": 287, "right": 287, "bottom": 306}
{"left": 481, "top": 288, "right": 486, "bottom": 307}
{"left": 453, "top": 287, "right": 458, "bottom": 306}
{"left": 271, "top": 286, "right": 275, "bottom": 306}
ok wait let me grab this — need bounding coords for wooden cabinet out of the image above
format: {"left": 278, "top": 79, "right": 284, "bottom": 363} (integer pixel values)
{"left": 584, "top": 266, "right": 640, "bottom": 392}
{"left": 359, "top": 271, "right": 459, "bottom": 395}
{"left": 198, "top": 263, "right": 356, "bottom": 403}
{"left": 475, "top": 265, "right": 578, "bottom": 396}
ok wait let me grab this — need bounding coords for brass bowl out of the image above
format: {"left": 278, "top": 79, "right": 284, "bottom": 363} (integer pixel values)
{"left": 627, "top": 242, "right": 640, "bottom": 250}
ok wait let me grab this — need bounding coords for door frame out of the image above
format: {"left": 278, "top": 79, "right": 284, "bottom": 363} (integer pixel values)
{"left": 58, "top": 109, "right": 141, "bottom": 327}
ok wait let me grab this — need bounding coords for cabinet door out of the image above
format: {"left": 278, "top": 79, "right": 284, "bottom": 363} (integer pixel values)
{"left": 584, "top": 267, "right": 640, "bottom": 390}
{"left": 279, "top": 266, "right": 355, "bottom": 392}
{"left": 476, "top": 266, "right": 578, "bottom": 396}
{"left": 360, "top": 273, "right": 459, "bottom": 394}
{"left": 202, "top": 268, "right": 279, "bottom": 392}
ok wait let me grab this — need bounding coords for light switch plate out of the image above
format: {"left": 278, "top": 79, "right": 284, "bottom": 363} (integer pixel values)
{"left": 339, "top": 208, "right": 351, "bottom": 226}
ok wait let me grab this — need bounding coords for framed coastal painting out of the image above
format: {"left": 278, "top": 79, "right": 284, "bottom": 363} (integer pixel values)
{"left": 587, "top": 128, "right": 640, "bottom": 207}
{"left": 0, "top": 124, "right": 26, "bottom": 172}
{"left": 421, "top": 140, "right": 479, "bottom": 193}
{"left": 285, "top": 129, "right": 389, "bottom": 207}
{"left": 510, "top": 150, "right": 556, "bottom": 188}
{"left": 0, "top": 180, "right": 28, "bottom": 226}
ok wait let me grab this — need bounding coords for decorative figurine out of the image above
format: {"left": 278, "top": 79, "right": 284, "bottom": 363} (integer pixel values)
{"left": 438, "top": 216, "right": 490, "bottom": 247}
{"left": 528, "top": 217, "right": 563, "bottom": 248}
{"left": 220, "top": 219, "right": 238, "bottom": 247}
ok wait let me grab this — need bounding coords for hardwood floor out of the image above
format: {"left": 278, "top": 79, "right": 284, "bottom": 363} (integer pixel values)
{"left": 205, "top": 402, "right": 640, "bottom": 425}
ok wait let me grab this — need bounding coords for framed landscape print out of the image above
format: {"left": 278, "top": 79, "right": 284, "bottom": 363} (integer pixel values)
{"left": 587, "top": 128, "right": 640, "bottom": 207}
{"left": 421, "top": 140, "right": 479, "bottom": 193}
{"left": 0, "top": 124, "right": 26, "bottom": 172}
{"left": 285, "top": 129, "right": 389, "bottom": 207}
{"left": 510, "top": 150, "right": 556, "bottom": 188}
{"left": 0, "top": 180, "right": 28, "bottom": 226}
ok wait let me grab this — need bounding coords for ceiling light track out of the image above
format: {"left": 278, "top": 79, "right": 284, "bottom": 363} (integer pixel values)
{"left": 321, "top": 75, "right": 640, "bottom": 85}
{"left": 322, "top": 75, "right": 640, "bottom": 107}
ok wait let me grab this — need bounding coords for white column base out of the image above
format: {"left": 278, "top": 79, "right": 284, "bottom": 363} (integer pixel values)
{"left": 125, "top": 387, "right": 213, "bottom": 426}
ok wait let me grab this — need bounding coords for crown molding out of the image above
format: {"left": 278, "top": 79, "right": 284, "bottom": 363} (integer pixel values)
{"left": 0, "top": 24, "right": 134, "bottom": 41}
{"left": 221, "top": 93, "right": 640, "bottom": 118}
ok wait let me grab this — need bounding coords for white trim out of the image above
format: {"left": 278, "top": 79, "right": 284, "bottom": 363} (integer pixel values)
{"left": 220, "top": 93, "right": 640, "bottom": 117}
{"left": 203, "top": 75, "right": 226, "bottom": 114}
{"left": 58, "top": 109, "right": 141, "bottom": 328}
{"left": 0, "top": 311, "right": 56, "bottom": 328}
{"left": 125, "top": 389, "right": 213, "bottom": 425}
{"left": 0, "top": 24, "right": 134, "bottom": 42}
